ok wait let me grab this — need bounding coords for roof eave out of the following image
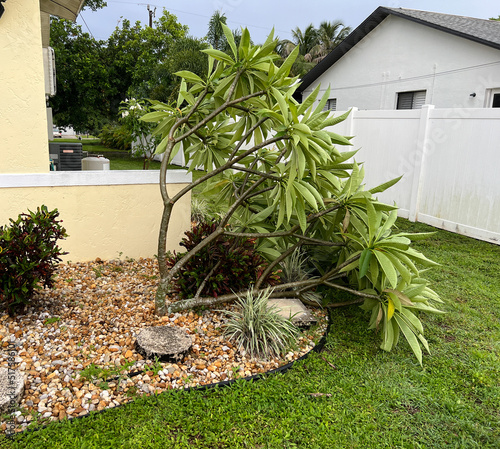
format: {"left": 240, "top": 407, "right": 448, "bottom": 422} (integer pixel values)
{"left": 39, "top": 0, "right": 85, "bottom": 21}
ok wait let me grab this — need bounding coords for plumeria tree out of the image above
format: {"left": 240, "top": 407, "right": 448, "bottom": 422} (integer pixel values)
{"left": 142, "top": 25, "right": 443, "bottom": 363}
{"left": 119, "top": 99, "right": 161, "bottom": 169}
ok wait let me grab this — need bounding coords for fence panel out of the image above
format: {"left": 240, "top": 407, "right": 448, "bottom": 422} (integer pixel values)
{"left": 327, "top": 106, "right": 500, "bottom": 244}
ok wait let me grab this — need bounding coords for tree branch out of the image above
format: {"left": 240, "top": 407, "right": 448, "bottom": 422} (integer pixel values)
{"left": 233, "top": 166, "right": 281, "bottom": 182}
{"left": 322, "top": 281, "right": 381, "bottom": 300}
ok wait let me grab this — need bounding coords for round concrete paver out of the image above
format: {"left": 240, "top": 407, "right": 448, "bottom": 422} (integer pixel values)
{"left": 0, "top": 368, "right": 24, "bottom": 415}
{"left": 135, "top": 326, "right": 193, "bottom": 362}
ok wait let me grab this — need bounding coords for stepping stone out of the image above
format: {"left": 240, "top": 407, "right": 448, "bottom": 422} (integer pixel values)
{"left": 135, "top": 326, "right": 193, "bottom": 362}
{"left": 0, "top": 368, "right": 24, "bottom": 415}
{"left": 268, "top": 298, "right": 317, "bottom": 329}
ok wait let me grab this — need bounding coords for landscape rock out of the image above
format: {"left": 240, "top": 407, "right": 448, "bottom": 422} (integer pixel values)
{"left": 135, "top": 326, "right": 193, "bottom": 362}
{"left": 268, "top": 298, "right": 318, "bottom": 328}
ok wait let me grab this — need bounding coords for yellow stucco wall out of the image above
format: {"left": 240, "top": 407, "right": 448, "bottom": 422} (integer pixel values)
{"left": 0, "top": 175, "right": 191, "bottom": 261}
{"left": 0, "top": 0, "right": 50, "bottom": 173}
{"left": 0, "top": 2, "right": 192, "bottom": 261}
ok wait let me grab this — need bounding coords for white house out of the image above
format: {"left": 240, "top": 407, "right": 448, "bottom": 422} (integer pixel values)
{"left": 297, "top": 7, "right": 500, "bottom": 111}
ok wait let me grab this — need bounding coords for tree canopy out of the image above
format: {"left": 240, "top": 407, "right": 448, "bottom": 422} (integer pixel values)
{"left": 277, "top": 20, "right": 352, "bottom": 76}
{"left": 144, "top": 25, "right": 443, "bottom": 364}
{"left": 49, "top": 10, "right": 190, "bottom": 133}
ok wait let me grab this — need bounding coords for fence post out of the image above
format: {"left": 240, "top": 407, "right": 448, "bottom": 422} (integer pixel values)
{"left": 345, "top": 107, "right": 358, "bottom": 137}
{"left": 408, "top": 104, "right": 434, "bottom": 222}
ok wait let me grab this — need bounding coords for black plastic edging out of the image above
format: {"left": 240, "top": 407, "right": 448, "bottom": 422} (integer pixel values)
{"left": 8, "top": 314, "right": 331, "bottom": 440}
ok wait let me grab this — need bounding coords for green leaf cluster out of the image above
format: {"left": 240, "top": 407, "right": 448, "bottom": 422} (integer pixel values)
{"left": 0, "top": 206, "right": 68, "bottom": 315}
{"left": 148, "top": 25, "right": 442, "bottom": 363}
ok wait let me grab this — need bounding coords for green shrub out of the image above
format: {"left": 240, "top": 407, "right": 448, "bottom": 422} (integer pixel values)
{"left": 98, "top": 123, "right": 132, "bottom": 151}
{"left": 279, "top": 247, "right": 321, "bottom": 306}
{"left": 222, "top": 288, "right": 300, "bottom": 359}
{"left": 166, "top": 221, "right": 280, "bottom": 299}
{"left": 190, "top": 198, "right": 211, "bottom": 224}
{"left": 0, "top": 206, "right": 67, "bottom": 315}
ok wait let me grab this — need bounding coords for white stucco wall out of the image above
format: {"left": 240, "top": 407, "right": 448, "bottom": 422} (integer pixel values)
{"left": 0, "top": 0, "right": 49, "bottom": 173}
{"left": 303, "top": 15, "right": 500, "bottom": 110}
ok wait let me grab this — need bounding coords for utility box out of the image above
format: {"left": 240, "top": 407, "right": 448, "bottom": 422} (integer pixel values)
{"left": 82, "top": 156, "right": 110, "bottom": 170}
{"left": 49, "top": 142, "right": 83, "bottom": 171}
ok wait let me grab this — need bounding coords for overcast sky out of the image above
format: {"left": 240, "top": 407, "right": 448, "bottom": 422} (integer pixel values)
{"left": 77, "top": 0, "right": 499, "bottom": 43}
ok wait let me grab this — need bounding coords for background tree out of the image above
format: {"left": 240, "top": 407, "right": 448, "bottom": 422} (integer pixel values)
{"left": 312, "top": 20, "right": 351, "bottom": 62}
{"left": 136, "top": 36, "right": 209, "bottom": 103}
{"left": 107, "top": 11, "right": 188, "bottom": 100}
{"left": 143, "top": 25, "right": 442, "bottom": 364}
{"left": 119, "top": 99, "right": 161, "bottom": 169}
{"left": 206, "top": 10, "right": 228, "bottom": 51}
{"left": 49, "top": 9, "right": 188, "bottom": 133}
{"left": 49, "top": 19, "right": 110, "bottom": 133}
{"left": 292, "top": 24, "right": 319, "bottom": 60}
{"left": 82, "top": 0, "right": 107, "bottom": 11}
{"left": 277, "top": 20, "right": 351, "bottom": 76}
{"left": 205, "top": 11, "right": 243, "bottom": 54}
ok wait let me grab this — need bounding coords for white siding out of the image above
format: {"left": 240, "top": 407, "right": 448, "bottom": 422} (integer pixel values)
{"left": 303, "top": 15, "right": 500, "bottom": 111}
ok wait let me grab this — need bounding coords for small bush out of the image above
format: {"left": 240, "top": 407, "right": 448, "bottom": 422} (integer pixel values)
{"left": 280, "top": 247, "right": 321, "bottom": 306}
{"left": 166, "top": 221, "right": 280, "bottom": 299}
{"left": 222, "top": 288, "right": 300, "bottom": 359}
{"left": 0, "top": 206, "right": 67, "bottom": 314}
{"left": 98, "top": 123, "right": 132, "bottom": 151}
{"left": 190, "top": 198, "right": 211, "bottom": 224}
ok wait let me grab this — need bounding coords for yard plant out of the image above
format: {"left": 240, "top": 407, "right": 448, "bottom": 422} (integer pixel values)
{"left": 222, "top": 287, "right": 300, "bottom": 359}
{"left": 0, "top": 206, "right": 67, "bottom": 315}
{"left": 3, "top": 220, "right": 499, "bottom": 448}
{"left": 144, "top": 25, "right": 442, "bottom": 363}
{"left": 166, "top": 221, "right": 280, "bottom": 300}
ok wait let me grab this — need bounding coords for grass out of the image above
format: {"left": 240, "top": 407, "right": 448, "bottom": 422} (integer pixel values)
{"left": 1, "top": 219, "right": 498, "bottom": 447}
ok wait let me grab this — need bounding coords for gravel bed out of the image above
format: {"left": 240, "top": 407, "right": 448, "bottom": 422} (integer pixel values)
{"left": 0, "top": 258, "right": 327, "bottom": 433}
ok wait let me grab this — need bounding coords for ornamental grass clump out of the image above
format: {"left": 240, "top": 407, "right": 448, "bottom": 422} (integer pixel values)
{"left": 279, "top": 247, "right": 322, "bottom": 306}
{"left": 222, "top": 288, "right": 300, "bottom": 360}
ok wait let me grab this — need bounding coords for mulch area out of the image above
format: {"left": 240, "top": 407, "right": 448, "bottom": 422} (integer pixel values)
{"left": 0, "top": 258, "right": 327, "bottom": 433}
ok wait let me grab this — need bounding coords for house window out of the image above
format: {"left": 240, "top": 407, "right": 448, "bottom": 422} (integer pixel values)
{"left": 323, "top": 98, "right": 337, "bottom": 111}
{"left": 396, "top": 90, "right": 426, "bottom": 109}
{"left": 492, "top": 94, "right": 500, "bottom": 108}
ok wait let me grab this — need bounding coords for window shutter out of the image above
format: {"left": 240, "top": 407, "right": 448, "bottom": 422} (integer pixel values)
{"left": 413, "top": 91, "right": 426, "bottom": 109}
{"left": 397, "top": 91, "right": 426, "bottom": 109}
{"left": 322, "top": 99, "right": 337, "bottom": 111}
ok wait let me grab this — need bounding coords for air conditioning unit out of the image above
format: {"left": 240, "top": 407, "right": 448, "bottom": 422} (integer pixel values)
{"left": 43, "top": 47, "right": 57, "bottom": 97}
{"left": 49, "top": 142, "right": 83, "bottom": 171}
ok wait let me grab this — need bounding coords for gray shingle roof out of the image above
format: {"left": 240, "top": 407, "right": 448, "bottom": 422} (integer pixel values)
{"left": 297, "top": 6, "right": 500, "bottom": 95}
{"left": 385, "top": 7, "right": 500, "bottom": 47}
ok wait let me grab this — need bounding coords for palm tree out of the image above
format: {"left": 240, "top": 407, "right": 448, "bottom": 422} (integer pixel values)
{"left": 311, "top": 20, "right": 351, "bottom": 62}
{"left": 206, "top": 11, "right": 227, "bottom": 51}
{"left": 292, "top": 24, "right": 319, "bottom": 60}
{"left": 277, "top": 21, "right": 351, "bottom": 62}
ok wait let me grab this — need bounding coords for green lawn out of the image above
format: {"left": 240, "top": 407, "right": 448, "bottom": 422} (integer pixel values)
{"left": 1, "top": 220, "right": 499, "bottom": 448}
{"left": 78, "top": 144, "right": 162, "bottom": 170}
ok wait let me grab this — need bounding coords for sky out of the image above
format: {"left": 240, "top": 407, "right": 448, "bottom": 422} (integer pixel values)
{"left": 77, "top": 0, "right": 499, "bottom": 43}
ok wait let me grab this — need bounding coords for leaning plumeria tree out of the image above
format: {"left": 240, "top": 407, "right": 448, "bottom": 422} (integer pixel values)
{"left": 142, "top": 25, "right": 443, "bottom": 364}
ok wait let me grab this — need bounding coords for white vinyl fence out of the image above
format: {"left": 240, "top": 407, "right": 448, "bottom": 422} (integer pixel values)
{"left": 328, "top": 105, "right": 500, "bottom": 244}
